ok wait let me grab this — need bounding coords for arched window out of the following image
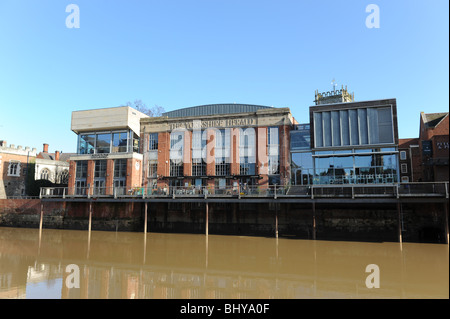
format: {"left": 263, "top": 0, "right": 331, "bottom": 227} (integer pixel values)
{"left": 40, "top": 168, "right": 50, "bottom": 180}
{"left": 57, "top": 170, "right": 69, "bottom": 184}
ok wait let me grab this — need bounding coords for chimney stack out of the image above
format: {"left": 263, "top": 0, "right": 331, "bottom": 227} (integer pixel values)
{"left": 55, "top": 151, "right": 60, "bottom": 161}
{"left": 43, "top": 143, "right": 49, "bottom": 153}
{"left": 0, "top": 140, "right": 6, "bottom": 147}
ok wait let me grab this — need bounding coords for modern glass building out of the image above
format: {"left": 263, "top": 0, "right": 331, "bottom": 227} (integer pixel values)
{"left": 290, "top": 90, "right": 400, "bottom": 185}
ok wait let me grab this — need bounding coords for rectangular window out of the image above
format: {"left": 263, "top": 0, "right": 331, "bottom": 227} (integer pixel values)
{"left": 8, "top": 161, "right": 20, "bottom": 176}
{"left": 148, "top": 133, "right": 159, "bottom": 150}
{"left": 79, "top": 134, "right": 95, "bottom": 154}
{"left": 239, "top": 157, "right": 256, "bottom": 175}
{"left": 112, "top": 132, "right": 128, "bottom": 153}
{"left": 114, "top": 159, "right": 127, "bottom": 179}
{"left": 96, "top": 133, "right": 111, "bottom": 153}
{"left": 148, "top": 160, "right": 157, "bottom": 178}
{"left": 215, "top": 160, "right": 230, "bottom": 176}
{"left": 94, "top": 160, "right": 107, "bottom": 178}
{"left": 192, "top": 158, "right": 206, "bottom": 176}
{"left": 401, "top": 163, "right": 408, "bottom": 174}
{"left": 400, "top": 151, "right": 407, "bottom": 160}
{"left": 75, "top": 161, "right": 87, "bottom": 179}
{"left": 170, "top": 160, "right": 183, "bottom": 177}
{"left": 268, "top": 155, "right": 279, "bottom": 175}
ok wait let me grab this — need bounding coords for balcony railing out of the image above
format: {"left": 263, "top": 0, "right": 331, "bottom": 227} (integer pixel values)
{"left": 39, "top": 182, "right": 449, "bottom": 200}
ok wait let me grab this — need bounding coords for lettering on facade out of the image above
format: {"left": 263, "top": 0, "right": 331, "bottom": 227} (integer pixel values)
{"left": 169, "top": 118, "right": 255, "bottom": 131}
{"left": 91, "top": 153, "right": 108, "bottom": 159}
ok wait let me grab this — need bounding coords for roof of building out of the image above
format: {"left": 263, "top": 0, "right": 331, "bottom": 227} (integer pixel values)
{"left": 421, "top": 112, "right": 449, "bottom": 129}
{"left": 37, "top": 152, "right": 75, "bottom": 162}
{"left": 162, "top": 103, "right": 273, "bottom": 118}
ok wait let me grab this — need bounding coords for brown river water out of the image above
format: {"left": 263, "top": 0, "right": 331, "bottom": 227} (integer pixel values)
{"left": 0, "top": 227, "right": 448, "bottom": 299}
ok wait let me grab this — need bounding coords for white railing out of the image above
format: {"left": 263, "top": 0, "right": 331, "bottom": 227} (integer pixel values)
{"left": 39, "top": 182, "right": 449, "bottom": 200}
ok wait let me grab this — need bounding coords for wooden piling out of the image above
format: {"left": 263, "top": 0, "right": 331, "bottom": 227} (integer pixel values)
{"left": 444, "top": 201, "right": 449, "bottom": 245}
{"left": 397, "top": 202, "right": 403, "bottom": 244}
{"left": 205, "top": 202, "right": 209, "bottom": 236}
{"left": 144, "top": 202, "right": 148, "bottom": 234}
{"left": 39, "top": 202, "right": 44, "bottom": 232}
{"left": 275, "top": 204, "right": 279, "bottom": 238}
{"left": 88, "top": 201, "right": 93, "bottom": 233}
{"left": 312, "top": 202, "right": 316, "bottom": 240}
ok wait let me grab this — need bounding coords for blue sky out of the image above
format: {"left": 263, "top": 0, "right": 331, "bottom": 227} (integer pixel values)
{"left": 0, "top": 0, "right": 448, "bottom": 153}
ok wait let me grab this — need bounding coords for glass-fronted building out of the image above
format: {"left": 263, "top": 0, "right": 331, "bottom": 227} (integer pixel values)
{"left": 290, "top": 95, "right": 400, "bottom": 185}
{"left": 68, "top": 106, "right": 148, "bottom": 195}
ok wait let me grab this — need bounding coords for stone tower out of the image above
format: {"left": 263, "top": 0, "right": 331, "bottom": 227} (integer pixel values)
{"left": 314, "top": 85, "right": 354, "bottom": 105}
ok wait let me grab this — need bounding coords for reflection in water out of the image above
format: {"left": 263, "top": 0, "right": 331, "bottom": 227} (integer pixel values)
{"left": 0, "top": 227, "right": 448, "bottom": 299}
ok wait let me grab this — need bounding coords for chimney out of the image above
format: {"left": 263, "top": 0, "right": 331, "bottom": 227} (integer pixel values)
{"left": 55, "top": 151, "right": 60, "bottom": 161}
{"left": 0, "top": 140, "right": 6, "bottom": 147}
{"left": 43, "top": 143, "right": 49, "bottom": 153}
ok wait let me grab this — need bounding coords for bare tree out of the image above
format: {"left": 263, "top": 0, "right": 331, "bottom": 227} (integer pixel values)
{"left": 123, "top": 99, "right": 165, "bottom": 117}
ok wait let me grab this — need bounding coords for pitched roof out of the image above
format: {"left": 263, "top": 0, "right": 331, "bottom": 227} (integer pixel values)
{"left": 37, "top": 152, "right": 75, "bottom": 162}
{"left": 421, "top": 112, "right": 449, "bottom": 129}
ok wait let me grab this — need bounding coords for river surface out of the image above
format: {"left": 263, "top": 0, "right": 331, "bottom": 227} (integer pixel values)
{"left": 0, "top": 227, "right": 448, "bottom": 299}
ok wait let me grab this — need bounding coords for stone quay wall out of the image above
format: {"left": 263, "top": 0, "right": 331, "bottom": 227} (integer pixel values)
{"left": 0, "top": 199, "right": 448, "bottom": 243}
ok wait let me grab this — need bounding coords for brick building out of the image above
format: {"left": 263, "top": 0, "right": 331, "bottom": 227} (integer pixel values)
{"left": 140, "top": 104, "right": 294, "bottom": 192}
{"left": 0, "top": 140, "right": 37, "bottom": 198}
{"left": 398, "top": 138, "right": 421, "bottom": 182}
{"left": 67, "top": 106, "right": 148, "bottom": 195}
{"left": 419, "top": 112, "right": 449, "bottom": 182}
{"left": 35, "top": 143, "right": 72, "bottom": 185}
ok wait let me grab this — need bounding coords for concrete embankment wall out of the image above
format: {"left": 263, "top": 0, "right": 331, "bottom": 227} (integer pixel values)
{"left": 0, "top": 199, "right": 448, "bottom": 243}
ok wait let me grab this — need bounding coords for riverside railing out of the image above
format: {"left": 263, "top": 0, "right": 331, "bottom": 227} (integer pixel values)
{"left": 39, "top": 182, "right": 449, "bottom": 200}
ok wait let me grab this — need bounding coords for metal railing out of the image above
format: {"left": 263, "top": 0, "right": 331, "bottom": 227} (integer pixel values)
{"left": 39, "top": 182, "right": 449, "bottom": 200}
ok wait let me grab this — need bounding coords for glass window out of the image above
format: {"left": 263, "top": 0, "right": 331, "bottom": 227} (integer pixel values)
{"left": 215, "top": 161, "right": 230, "bottom": 176}
{"left": 132, "top": 133, "right": 140, "bottom": 153}
{"left": 316, "top": 156, "right": 333, "bottom": 169}
{"left": 169, "top": 160, "right": 183, "bottom": 177}
{"left": 268, "top": 155, "right": 279, "bottom": 175}
{"left": 94, "top": 160, "right": 107, "bottom": 178}
{"left": 96, "top": 133, "right": 111, "bottom": 153}
{"left": 355, "top": 155, "right": 372, "bottom": 167}
{"left": 333, "top": 156, "right": 354, "bottom": 168}
{"left": 40, "top": 169, "right": 50, "bottom": 180}
{"left": 75, "top": 161, "right": 87, "bottom": 179}
{"left": 290, "top": 130, "right": 311, "bottom": 150}
{"left": 112, "top": 132, "right": 128, "bottom": 153}
{"left": 382, "top": 154, "right": 397, "bottom": 169}
{"left": 400, "top": 151, "right": 407, "bottom": 160}
{"left": 292, "top": 152, "right": 313, "bottom": 169}
{"left": 79, "top": 134, "right": 95, "bottom": 154}
{"left": 401, "top": 163, "right": 408, "bottom": 174}
{"left": 148, "top": 160, "right": 157, "bottom": 178}
{"left": 148, "top": 133, "right": 158, "bottom": 151}
{"left": 192, "top": 158, "right": 206, "bottom": 176}
{"left": 239, "top": 157, "right": 256, "bottom": 175}
{"left": 114, "top": 159, "right": 127, "bottom": 179}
